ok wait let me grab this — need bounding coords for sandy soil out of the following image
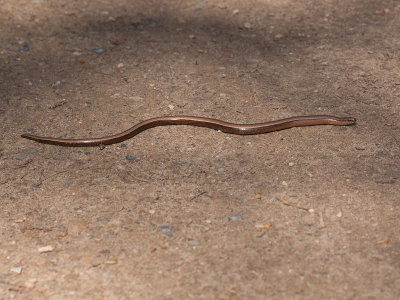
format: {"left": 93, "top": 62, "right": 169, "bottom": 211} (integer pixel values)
{"left": 1, "top": 0, "right": 399, "bottom": 299}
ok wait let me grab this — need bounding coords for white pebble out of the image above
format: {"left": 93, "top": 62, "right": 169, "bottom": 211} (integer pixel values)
{"left": 10, "top": 266, "right": 22, "bottom": 274}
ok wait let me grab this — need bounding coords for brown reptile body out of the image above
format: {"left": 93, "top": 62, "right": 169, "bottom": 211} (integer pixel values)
{"left": 21, "top": 115, "right": 356, "bottom": 147}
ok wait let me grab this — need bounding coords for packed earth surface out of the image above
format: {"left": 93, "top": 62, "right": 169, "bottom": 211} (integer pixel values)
{"left": 1, "top": 0, "right": 399, "bottom": 299}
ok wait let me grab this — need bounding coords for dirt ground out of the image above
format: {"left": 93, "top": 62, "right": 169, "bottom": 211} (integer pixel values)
{"left": 0, "top": 0, "right": 399, "bottom": 299}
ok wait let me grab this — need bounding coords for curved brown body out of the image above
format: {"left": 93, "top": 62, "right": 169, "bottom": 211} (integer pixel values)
{"left": 21, "top": 115, "right": 356, "bottom": 147}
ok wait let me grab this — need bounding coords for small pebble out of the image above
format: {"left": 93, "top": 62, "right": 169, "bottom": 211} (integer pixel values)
{"left": 320, "top": 61, "right": 329, "bottom": 66}
{"left": 38, "top": 245, "right": 54, "bottom": 253}
{"left": 172, "top": 161, "right": 185, "bottom": 165}
{"left": 103, "top": 260, "right": 117, "bottom": 265}
{"left": 26, "top": 148, "right": 37, "bottom": 154}
{"left": 129, "top": 96, "right": 144, "bottom": 101}
{"left": 97, "top": 216, "right": 109, "bottom": 222}
{"left": 244, "top": 22, "right": 252, "bottom": 29}
{"left": 229, "top": 214, "right": 243, "bottom": 221}
{"left": 218, "top": 167, "right": 225, "bottom": 172}
{"left": 189, "top": 34, "right": 195, "bottom": 39}
{"left": 15, "top": 155, "right": 27, "bottom": 161}
{"left": 91, "top": 48, "right": 106, "bottom": 54}
{"left": 125, "top": 155, "right": 140, "bottom": 161}
{"left": 232, "top": 9, "right": 239, "bottom": 15}
{"left": 24, "top": 278, "right": 37, "bottom": 288}
{"left": 20, "top": 43, "right": 29, "bottom": 52}
{"left": 67, "top": 220, "right": 86, "bottom": 236}
{"left": 72, "top": 51, "right": 82, "bottom": 56}
{"left": 149, "top": 209, "right": 155, "bottom": 214}
{"left": 281, "top": 181, "right": 288, "bottom": 186}
{"left": 252, "top": 194, "right": 262, "bottom": 199}
{"left": 288, "top": 162, "right": 295, "bottom": 167}
{"left": 117, "top": 63, "right": 124, "bottom": 68}
{"left": 246, "top": 58, "right": 260, "bottom": 64}
{"left": 159, "top": 225, "right": 172, "bottom": 237}
{"left": 10, "top": 266, "right": 22, "bottom": 274}
{"left": 275, "top": 34, "right": 284, "bottom": 39}
{"left": 187, "top": 238, "right": 200, "bottom": 247}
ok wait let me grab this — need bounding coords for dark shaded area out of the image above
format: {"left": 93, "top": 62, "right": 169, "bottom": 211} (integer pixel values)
{"left": 0, "top": 0, "right": 394, "bottom": 108}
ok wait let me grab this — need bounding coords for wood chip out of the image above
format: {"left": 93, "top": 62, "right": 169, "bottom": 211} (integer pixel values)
{"left": 38, "top": 245, "right": 54, "bottom": 253}
{"left": 377, "top": 239, "right": 389, "bottom": 245}
{"left": 256, "top": 223, "right": 272, "bottom": 229}
{"left": 103, "top": 260, "right": 117, "bottom": 265}
{"left": 279, "top": 199, "right": 290, "bottom": 205}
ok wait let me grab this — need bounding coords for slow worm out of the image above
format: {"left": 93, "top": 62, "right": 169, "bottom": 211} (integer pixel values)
{"left": 21, "top": 115, "right": 356, "bottom": 147}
